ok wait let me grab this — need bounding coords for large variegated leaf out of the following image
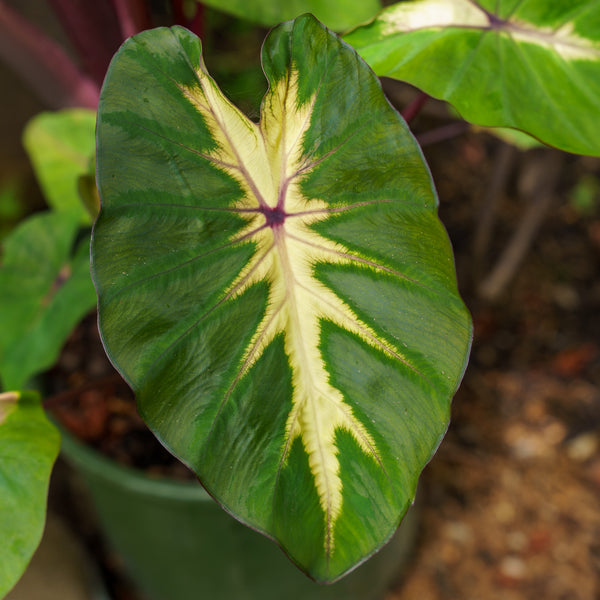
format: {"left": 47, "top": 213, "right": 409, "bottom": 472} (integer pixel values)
{"left": 92, "top": 17, "right": 472, "bottom": 582}
{"left": 198, "top": 0, "right": 381, "bottom": 31}
{"left": 0, "top": 391, "right": 60, "bottom": 598}
{"left": 344, "top": 0, "right": 600, "bottom": 156}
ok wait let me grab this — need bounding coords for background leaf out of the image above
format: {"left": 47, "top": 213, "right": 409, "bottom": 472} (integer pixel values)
{"left": 92, "top": 17, "right": 472, "bottom": 581}
{"left": 22, "top": 109, "right": 96, "bottom": 222}
{"left": 0, "top": 390, "right": 60, "bottom": 598}
{"left": 344, "top": 0, "right": 600, "bottom": 156}
{"left": 0, "top": 211, "right": 97, "bottom": 390}
{"left": 199, "top": 0, "right": 381, "bottom": 31}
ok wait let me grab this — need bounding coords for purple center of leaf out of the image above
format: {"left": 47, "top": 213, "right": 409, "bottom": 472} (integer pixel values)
{"left": 481, "top": 7, "right": 506, "bottom": 30}
{"left": 487, "top": 13, "right": 505, "bottom": 28}
{"left": 262, "top": 206, "right": 287, "bottom": 228}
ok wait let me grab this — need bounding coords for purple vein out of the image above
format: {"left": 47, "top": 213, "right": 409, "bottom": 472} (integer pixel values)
{"left": 295, "top": 278, "right": 429, "bottom": 382}
{"left": 273, "top": 63, "right": 323, "bottom": 211}
{"left": 110, "top": 201, "right": 264, "bottom": 215}
{"left": 106, "top": 222, "right": 267, "bottom": 300}
{"left": 503, "top": 0, "right": 526, "bottom": 22}
{"left": 277, "top": 70, "right": 321, "bottom": 195}
{"left": 149, "top": 32, "right": 269, "bottom": 210}
{"left": 138, "top": 239, "right": 275, "bottom": 390}
{"left": 284, "top": 199, "right": 394, "bottom": 218}
{"left": 552, "top": 2, "right": 596, "bottom": 34}
{"left": 288, "top": 114, "right": 380, "bottom": 182}
{"left": 284, "top": 230, "right": 434, "bottom": 291}
{"left": 173, "top": 79, "right": 269, "bottom": 210}
{"left": 133, "top": 121, "right": 240, "bottom": 173}
{"left": 207, "top": 296, "right": 286, "bottom": 440}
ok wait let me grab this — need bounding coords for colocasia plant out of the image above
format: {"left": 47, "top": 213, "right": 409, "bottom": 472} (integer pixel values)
{"left": 1, "top": 0, "right": 599, "bottom": 594}
{"left": 92, "top": 16, "right": 471, "bottom": 581}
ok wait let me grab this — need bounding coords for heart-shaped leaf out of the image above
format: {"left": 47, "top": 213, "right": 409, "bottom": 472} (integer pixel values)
{"left": 0, "top": 390, "right": 60, "bottom": 598}
{"left": 23, "top": 109, "right": 96, "bottom": 222}
{"left": 198, "top": 0, "right": 381, "bottom": 31}
{"left": 344, "top": 0, "right": 600, "bottom": 156}
{"left": 0, "top": 211, "right": 97, "bottom": 390}
{"left": 92, "top": 16, "right": 472, "bottom": 582}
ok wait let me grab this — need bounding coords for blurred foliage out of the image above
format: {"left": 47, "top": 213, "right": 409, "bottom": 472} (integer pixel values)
{"left": 569, "top": 175, "right": 600, "bottom": 217}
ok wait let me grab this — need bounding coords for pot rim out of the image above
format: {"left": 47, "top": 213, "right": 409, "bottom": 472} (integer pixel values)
{"left": 59, "top": 427, "right": 211, "bottom": 501}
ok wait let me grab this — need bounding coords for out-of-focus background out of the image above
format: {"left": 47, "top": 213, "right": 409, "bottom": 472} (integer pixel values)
{"left": 2, "top": 1, "right": 600, "bottom": 599}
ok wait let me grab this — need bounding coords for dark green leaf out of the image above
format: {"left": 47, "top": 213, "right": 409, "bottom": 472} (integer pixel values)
{"left": 0, "top": 212, "right": 97, "bottom": 390}
{"left": 92, "top": 17, "right": 472, "bottom": 581}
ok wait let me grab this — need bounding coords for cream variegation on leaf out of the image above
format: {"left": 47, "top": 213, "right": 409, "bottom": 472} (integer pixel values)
{"left": 345, "top": 0, "right": 600, "bottom": 157}
{"left": 92, "top": 16, "right": 472, "bottom": 582}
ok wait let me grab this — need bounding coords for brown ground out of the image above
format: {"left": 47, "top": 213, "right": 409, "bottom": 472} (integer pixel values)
{"left": 49, "top": 125, "right": 600, "bottom": 600}
{"left": 386, "top": 123, "right": 600, "bottom": 600}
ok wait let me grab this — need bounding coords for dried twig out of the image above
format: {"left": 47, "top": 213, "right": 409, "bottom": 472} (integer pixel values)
{"left": 478, "top": 151, "right": 563, "bottom": 302}
{"left": 417, "top": 121, "right": 470, "bottom": 147}
{"left": 471, "top": 142, "right": 518, "bottom": 285}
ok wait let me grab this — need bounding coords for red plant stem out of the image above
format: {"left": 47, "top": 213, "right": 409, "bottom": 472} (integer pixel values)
{"left": 401, "top": 91, "right": 429, "bottom": 123}
{"left": 0, "top": 1, "right": 99, "bottom": 108}
{"left": 48, "top": 0, "right": 123, "bottom": 86}
{"left": 416, "top": 121, "right": 470, "bottom": 147}
{"left": 172, "top": 0, "right": 205, "bottom": 38}
{"left": 110, "top": 0, "right": 152, "bottom": 40}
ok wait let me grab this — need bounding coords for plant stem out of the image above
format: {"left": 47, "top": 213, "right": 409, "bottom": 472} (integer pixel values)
{"left": 477, "top": 151, "right": 563, "bottom": 302}
{"left": 401, "top": 91, "right": 429, "bottom": 123}
{"left": 172, "top": 0, "right": 205, "bottom": 38}
{"left": 471, "top": 142, "right": 517, "bottom": 285}
{"left": 416, "top": 121, "right": 470, "bottom": 146}
{"left": 110, "top": 0, "right": 152, "bottom": 40}
{"left": 0, "top": 1, "right": 99, "bottom": 108}
{"left": 48, "top": 0, "right": 123, "bottom": 86}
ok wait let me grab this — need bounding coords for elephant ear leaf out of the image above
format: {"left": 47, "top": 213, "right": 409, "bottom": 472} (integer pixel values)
{"left": 197, "top": 0, "right": 382, "bottom": 31}
{"left": 0, "top": 211, "right": 97, "bottom": 391}
{"left": 345, "top": 0, "right": 600, "bottom": 157}
{"left": 92, "top": 16, "right": 472, "bottom": 582}
{"left": 0, "top": 391, "right": 60, "bottom": 598}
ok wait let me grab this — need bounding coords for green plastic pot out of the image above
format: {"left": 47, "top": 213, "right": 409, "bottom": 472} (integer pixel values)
{"left": 61, "top": 432, "right": 417, "bottom": 600}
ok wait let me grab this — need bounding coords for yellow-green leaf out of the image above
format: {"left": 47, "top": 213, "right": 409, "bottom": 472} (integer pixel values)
{"left": 0, "top": 391, "right": 60, "bottom": 597}
{"left": 345, "top": 0, "right": 600, "bottom": 156}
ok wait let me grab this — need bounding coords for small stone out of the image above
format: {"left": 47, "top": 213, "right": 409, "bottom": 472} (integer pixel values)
{"left": 567, "top": 433, "right": 598, "bottom": 462}
{"left": 444, "top": 521, "right": 472, "bottom": 544}
{"left": 498, "top": 556, "right": 526, "bottom": 585}
{"left": 493, "top": 501, "right": 516, "bottom": 524}
{"left": 552, "top": 284, "right": 580, "bottom": 310}
{"left": 506, "top": 531, "right": 528, "bottom": 553}
{"left": 543, "top": 421, "right": 567, "bottom": 446}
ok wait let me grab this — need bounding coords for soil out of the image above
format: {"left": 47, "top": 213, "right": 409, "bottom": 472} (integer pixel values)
{"left": 42, "top": 94, "right": 600, "bottom": 600}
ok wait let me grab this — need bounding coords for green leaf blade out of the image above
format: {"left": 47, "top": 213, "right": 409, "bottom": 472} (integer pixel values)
{"left": 0, "top": 391, "right": 60, "bottom": 598}
{"left": 23, "top": 109, "right": 96, "bottom": 222}
{"left": 344, "top": 0, "right": 600, "bottom": 156}
{"left": 0, "top": 212, "right": 97, "bottom": 390}
{"left": 198, "top": 1, "right": 381, "bottom": 31}
{"left": 93, "top": 17, "right": 472, "bottom": 581}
